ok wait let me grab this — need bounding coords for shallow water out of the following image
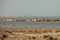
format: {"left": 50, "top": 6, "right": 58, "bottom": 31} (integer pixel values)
{"left": 0, "top": 22, "right": 60, "bottom": 28}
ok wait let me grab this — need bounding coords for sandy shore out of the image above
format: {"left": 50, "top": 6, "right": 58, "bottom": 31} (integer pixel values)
{"left": 0, "top": 27, "right": 60, "bottom": 40}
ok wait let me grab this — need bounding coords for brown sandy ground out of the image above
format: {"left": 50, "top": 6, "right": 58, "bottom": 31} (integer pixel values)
{"left": 0, "top": 27, "right": 60, "bottom": 40}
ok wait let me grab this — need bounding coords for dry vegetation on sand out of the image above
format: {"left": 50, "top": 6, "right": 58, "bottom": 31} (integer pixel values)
{"left": 0, "top": 27, "right": 60, "bottom": 40}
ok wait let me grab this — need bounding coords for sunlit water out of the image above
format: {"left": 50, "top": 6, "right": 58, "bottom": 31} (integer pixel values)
{"left": 0, "top": 22, "right": 60, "bottom": 28}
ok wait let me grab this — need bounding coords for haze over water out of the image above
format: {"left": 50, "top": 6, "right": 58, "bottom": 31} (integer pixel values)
{"left": 0, "top": 0, "right": 60, "bottom": 17}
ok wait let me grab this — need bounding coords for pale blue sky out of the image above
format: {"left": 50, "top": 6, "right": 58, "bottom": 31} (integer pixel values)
{"left": 0, "top": 0, "right": 60, "bottom": 17}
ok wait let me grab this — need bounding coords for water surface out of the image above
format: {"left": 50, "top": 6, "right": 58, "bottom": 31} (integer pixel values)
{"left": 0, "top": 22, "right": 60, "bottom": 28}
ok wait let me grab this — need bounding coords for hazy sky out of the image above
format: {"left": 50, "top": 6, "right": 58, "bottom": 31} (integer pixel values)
{"left": 0, "top": 0, "right": 60, "bottom": 17}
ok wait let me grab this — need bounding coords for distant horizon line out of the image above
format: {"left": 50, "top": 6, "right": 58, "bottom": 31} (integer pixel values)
{"left": 0, "top": 16, "right": 60, "bottom": 18}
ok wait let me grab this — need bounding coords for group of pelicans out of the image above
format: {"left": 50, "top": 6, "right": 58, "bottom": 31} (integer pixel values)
{"left": 16, "top": 18, "right": 60, "bottom": 22}
{"left": 0, "top": 18, "right": 60, "bottom": 22}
